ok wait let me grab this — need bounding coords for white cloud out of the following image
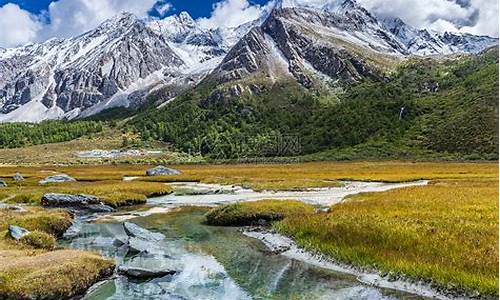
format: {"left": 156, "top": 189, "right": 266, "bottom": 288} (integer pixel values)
{"left": 0, "top": 4, "right": 41, "bottom": 47}
{"left": 0, "top": 0, "right": 162, "bottom": 47}
{"left": 41, "top": 0, "right": 158, "bottom": 40}
{"left": 358, "top": 0, "right": 498, "bottom": 37}
{"left": 459, "top": 0, "right": 499, "bottom": 37}
{"left": 155, "top": 1, "right": 173, "bottom": 17}
{"left": 198, "top": 0, "right": 271, "bottom": 29}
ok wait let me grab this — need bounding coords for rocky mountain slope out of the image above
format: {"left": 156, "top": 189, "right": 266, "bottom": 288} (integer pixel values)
{"left": 0, "top": 0, "right": 497, "bottom": 122}
{"left": 209, "top": 0, "right": 497, "bottom": 90}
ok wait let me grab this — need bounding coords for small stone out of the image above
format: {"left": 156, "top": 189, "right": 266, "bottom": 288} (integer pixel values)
{"left": 146, "top": 166, "right": 181, "bottom": 176}
{"left": 8, "top": 225, "right": 30, "bottom": 240}
{"left": 12, "top": 173, "right": 24, "bottom": 181}
{"left": 315, "top": 207, "right": 331, "bottom": 213}
{"left": 39, "top": 174, "right": 76, "bottom": 185}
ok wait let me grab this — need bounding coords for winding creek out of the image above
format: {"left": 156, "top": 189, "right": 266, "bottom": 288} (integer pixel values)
{"left": 60, "top": 180, "right": 446, "bottom": 300}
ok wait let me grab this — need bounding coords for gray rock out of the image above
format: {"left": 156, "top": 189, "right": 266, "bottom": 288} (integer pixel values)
{"left": 127, "top": 237, "right": 154, "bottom": 254}
{"left": 123, "top": 222, "right": 165, "bottom": 242}
{"left": 0, "top": 179, "right": 7, "bottom": 187}
{"left": 8, "top": 225, "right": 30, "bottom": 240}
{"left": 117, "top": 265, "right": 176, "bottom": 279}
{"left": 145, "top": 166, "right": 181, "bottom": 176}
{"left": 86, "top": 203, "right": 115, "bottom": 213}
{"left": 12, "top": 173, "right": 24, "bottom": 181}
{"left": 41, "top": 193, "right": 114, "bottom": 212}
{"left": 39, "top": 174, "right": 76, "bottom": 185}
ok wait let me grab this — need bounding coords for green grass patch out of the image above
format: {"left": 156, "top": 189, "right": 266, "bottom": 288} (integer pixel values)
{"left": 19, "top": 231, "right": 57, "bottom": 250}
{"left": 205, "top": 200, "right": 315, "bottom": 226}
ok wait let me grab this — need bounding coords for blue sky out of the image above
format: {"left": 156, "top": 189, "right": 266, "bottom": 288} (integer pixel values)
{"left": 0, "top": 0, "right": 270, "bottom": 18}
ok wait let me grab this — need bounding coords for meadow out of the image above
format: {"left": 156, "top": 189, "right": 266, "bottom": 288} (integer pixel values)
{"left": 0, "top": 161, "right": 497, "bottom": 298}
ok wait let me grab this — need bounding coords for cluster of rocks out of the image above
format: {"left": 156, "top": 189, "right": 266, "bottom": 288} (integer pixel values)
{"left": 0, "top": 172, "right": 25, "bottom": 188}
{"left": 114, "top": 222, "right": 179, "bottom": 279}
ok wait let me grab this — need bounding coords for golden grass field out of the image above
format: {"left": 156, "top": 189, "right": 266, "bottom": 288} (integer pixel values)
{"left": 2, "top": 161, "right": 495, "bottom": 190}
{"left": 0, "top": 161, "right": 498, "bottom": 298}
{"left": 276, "top": 178, "right": 499, "bottom": 297}
{"left": 0, "top": 207, "right": 114, "bottom": 299}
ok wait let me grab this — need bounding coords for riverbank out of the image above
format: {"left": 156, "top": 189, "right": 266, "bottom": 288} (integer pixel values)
{"left": 205, "top": 177, "right": 498, "bottom": 299}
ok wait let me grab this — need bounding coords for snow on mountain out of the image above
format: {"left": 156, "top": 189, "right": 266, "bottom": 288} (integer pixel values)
{"left": 0, "top": 11, "right": 255, "bottom": 122}
{"left": 0, "top": 1, "right": 497, "bottom": 122}
{"left": 0, "top": 12, "right": 186, "bottom": 122}
{"left": 382, "top": 17, "right": 498, "bottom": 55}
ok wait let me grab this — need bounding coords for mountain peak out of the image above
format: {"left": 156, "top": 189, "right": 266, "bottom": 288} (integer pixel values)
{"left": 178, "top": 11, "right": 195, "bottom": 25}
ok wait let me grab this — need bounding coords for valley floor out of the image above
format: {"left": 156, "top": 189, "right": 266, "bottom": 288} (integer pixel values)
{"left": 0, "top": 161, "right": 497, "bottom": 299}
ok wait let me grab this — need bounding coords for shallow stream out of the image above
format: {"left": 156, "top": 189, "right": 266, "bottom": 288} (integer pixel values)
{"left": 63, "top": 181, "right": 437, "bottom": 300}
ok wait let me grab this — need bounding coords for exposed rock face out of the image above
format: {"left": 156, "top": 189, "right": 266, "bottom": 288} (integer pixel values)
{"left": 39, "top": 174, "right": 76, "bottom": 185}
{"left": 0, "top": 11, "right": 253, "bottom": 122}
{"left": 41, "top": 193, "right": 114, "bottom": 212}
{"left": 8, "top": 225, "right": 30, "bottom": 240}
{"left": 145, "top": 166, "right": 182, "bottom": 176}
{"left": 210, "top": 5, "right": 397, "bottom": 87}
{"left": 0, "top": 2, "right": 497, "bottom": 122}
{"left": 0, "top": 13, "right": 184, "bottom": 122}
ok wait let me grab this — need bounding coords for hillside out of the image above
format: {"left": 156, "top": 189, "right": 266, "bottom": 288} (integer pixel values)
{"left": 129, "top": 47, "right": 498, "bottom": 160}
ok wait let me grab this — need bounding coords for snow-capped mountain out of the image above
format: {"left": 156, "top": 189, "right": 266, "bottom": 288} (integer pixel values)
{"left": 0, "top": 0, "right": 497, "bottom": 122}
{"left": 382, "top": 17, "right": 498, "bottom": 55}
{"left": 0, "top": 13, "right": 186, "bottom": 122}
{"left": 209, "top": 0, "right": 497, "bottom": 88}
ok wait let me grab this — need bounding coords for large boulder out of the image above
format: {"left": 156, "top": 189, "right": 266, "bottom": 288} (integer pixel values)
{"left": 146, "top": 166, "right": 181, "bottom": 176}
{"left": 39, "top": 174, "right": 76, "bottom": 185}
{"left": 0, "top": 179, "right": 7, "bottom": 187}
{"left": 8, "top": 225, "right": 30, "bottom": 240}
{"left": 12, "top": 173, "right": 24, "bottom": 181}
{"left": 41, "top": 193, "right": 114, "bottom": 213}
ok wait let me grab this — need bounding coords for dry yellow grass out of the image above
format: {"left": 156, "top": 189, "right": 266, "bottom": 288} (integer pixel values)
{"left": 0, "top": 180, "right": 172, "bottom": 207}
{"left": 158, "top": 161, "right": 497, "bottom": 190}
{"left": 0, "top": 249, "right": 114, "bottom": 299}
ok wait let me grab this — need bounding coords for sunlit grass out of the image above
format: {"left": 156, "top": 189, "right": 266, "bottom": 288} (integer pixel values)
{"left": 275, "top": 178, "right": 499, "bottom": 296}
{"left": 205, "top": 200, "right": 315, "bottom": 226}
{"left": 159, "top": 161, "right": 497, "bottom": 190}
{"left": 1, "top": 180, "right": 172, "bottom": 208}
{"left": 0, "top": 206, "right": 113, "bottom": 299}
{"left": 0, "top": 249, "right": 114, "bottom": 299}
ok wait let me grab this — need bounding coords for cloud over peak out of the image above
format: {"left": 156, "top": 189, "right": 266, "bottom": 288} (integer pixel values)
{"left": 0, "top": 0, "right": 497, "bottom": 48}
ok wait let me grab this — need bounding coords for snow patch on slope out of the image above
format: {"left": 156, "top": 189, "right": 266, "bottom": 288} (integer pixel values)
{"left": 0, "top": 101, "right": 64, "bottom": 123}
